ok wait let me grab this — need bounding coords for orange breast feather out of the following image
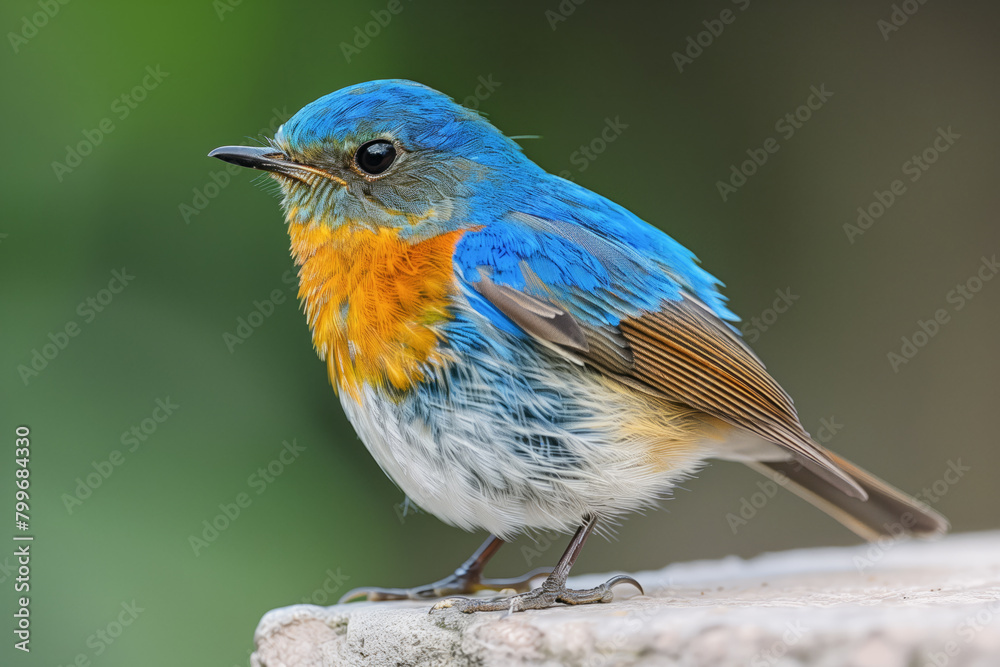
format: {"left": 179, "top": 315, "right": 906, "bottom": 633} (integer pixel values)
{"left": 287, "top": 220, "right": 465, "bottom": 399}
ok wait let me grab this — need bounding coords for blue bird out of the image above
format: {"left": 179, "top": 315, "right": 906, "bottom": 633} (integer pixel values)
{"left": 210, "top": 80, "right": 947, "bottom": 613}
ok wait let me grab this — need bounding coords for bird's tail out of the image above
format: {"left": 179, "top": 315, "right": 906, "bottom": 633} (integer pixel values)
{"left": 746, "top": 446, "right": 949, "bottom": 541}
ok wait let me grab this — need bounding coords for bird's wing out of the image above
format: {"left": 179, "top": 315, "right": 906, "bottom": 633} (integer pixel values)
{"left": 453, "top": 209, "right": 865, "bottom": 499}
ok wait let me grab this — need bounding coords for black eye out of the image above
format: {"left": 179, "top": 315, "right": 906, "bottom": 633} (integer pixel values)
{"left": 355, "top": 140, "right": 396, "bottom": 176}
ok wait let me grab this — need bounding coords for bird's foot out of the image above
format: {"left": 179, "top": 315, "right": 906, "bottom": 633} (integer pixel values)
{"left": 339, "top": 566, "right": 551, "bottom": 603}
{"left": 430, "top": 573, "right": 642, "bottom": 614}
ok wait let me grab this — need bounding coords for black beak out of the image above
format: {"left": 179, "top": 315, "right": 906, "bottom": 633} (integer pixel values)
{"left": 208, "top": 145, "right": 289, "bottom": 172}
{"left": 208, "top": 145, "right": 343, "bottom": 186}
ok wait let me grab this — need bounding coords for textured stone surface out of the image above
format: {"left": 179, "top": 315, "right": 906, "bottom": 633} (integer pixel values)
{"left": 252, "top": 531, "right": 1000, "bottom": 667}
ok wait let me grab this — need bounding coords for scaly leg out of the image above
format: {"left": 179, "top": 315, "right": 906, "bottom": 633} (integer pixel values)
{"left": 430, "top": 515, "right": 642, "bottom": 613}
{"left": 339, "top": 535, "right": 550, "bottom": 603}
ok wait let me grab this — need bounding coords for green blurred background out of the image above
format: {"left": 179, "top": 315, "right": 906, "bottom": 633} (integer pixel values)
{"left": 2, "top": 0, "right": 998, "bottom": 664}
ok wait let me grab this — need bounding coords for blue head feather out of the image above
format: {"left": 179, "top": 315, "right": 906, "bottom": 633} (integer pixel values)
{"left": 276, "top": 79, "right": 529, "bottom": 170}
{"left": 270, "top": 79, "right": 737, "bottom": 331}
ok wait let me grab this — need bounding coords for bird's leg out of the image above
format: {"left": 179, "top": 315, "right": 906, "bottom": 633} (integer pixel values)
{"left": 339, "top": 535, "right": 550, "bottom": 603}
{"left": 430, "top": 515, "right": 642, "bottom": 613}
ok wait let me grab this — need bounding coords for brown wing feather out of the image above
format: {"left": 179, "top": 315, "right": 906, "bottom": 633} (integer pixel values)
{"left": 472, "top": 279, "right": 866, "bottom": 499}
{"left": 615, "top": 298, "right": 864, "bottom": 498}
{"left": 472, "top": 271, "right": 589, "bottom": 353}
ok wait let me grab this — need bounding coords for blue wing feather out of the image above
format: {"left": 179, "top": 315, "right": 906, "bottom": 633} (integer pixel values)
{"left": 454, "top": 175, "right": 738, "bottom": 335}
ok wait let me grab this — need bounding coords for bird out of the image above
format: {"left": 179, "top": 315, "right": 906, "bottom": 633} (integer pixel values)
{"left": 209, "top": 79, "right": 948, "bottom": 614}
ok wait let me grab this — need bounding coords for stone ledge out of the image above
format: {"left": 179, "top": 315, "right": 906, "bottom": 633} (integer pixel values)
{"left": 251, "top": 531, "right": 1000, "bottom": 667}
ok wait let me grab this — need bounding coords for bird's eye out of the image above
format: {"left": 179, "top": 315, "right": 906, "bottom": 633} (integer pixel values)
{"left": 354, "top": 140, "right": 396, "bottom": 176}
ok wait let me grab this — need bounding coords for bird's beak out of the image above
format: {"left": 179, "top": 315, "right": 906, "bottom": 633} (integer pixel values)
{"left": 208, "top": 145, "right": 344, "bottom": 185}
{"left": 208, "top": 145, "right": 290, "bottom": 173}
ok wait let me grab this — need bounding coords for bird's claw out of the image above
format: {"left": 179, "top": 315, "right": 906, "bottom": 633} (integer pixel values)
{"left": 339, "top": 567, "right": 551, "bottom": 604}
{"left": 429, "top": 573, "right": 642, "bottom": 614}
